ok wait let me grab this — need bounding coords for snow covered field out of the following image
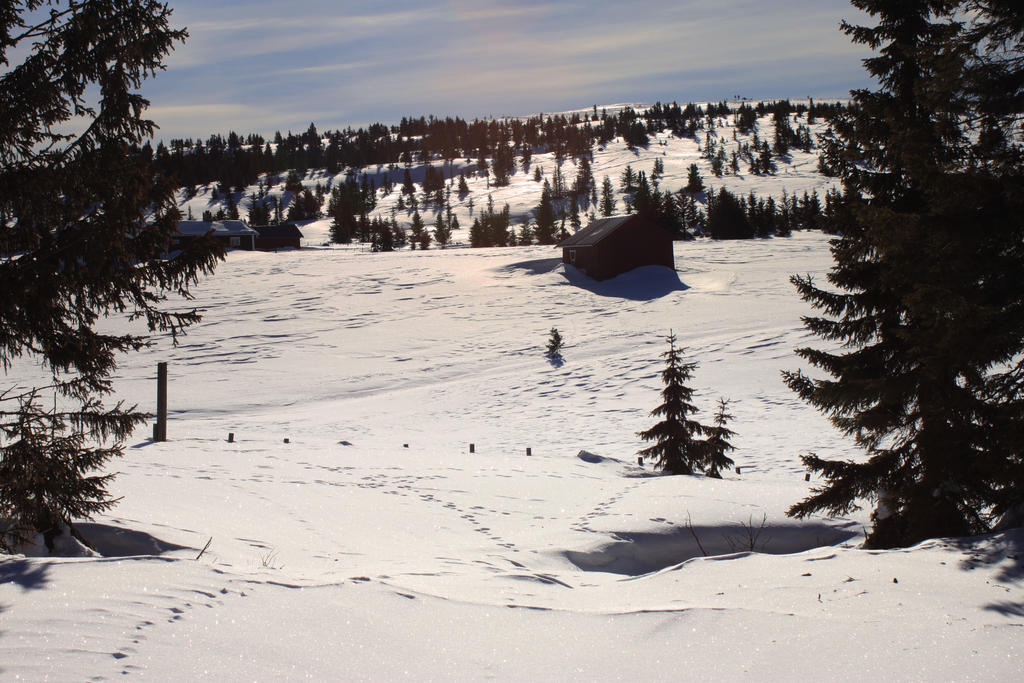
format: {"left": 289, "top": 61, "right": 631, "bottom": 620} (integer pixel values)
{"left": 3, "top": 230, "right": 1022, "bottom": 680}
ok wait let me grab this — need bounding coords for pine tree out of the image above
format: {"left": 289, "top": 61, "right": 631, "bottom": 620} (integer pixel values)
{"left": 434, "top": 210, "right": 452, "bottom": 249}
{"left": 573, "top": 156, "right": 593, "bottom": 196}
{"left": 533, "top": 184, "right": 557, "bottom": 244}
{"left": 784, "top": 1, "right": 1024, "bottom": 548}
{"left": 1, "top": 391, "right": 127, "bottom": 550}
{"left": 517, "top": 217, "right": 534, "bottom": 245}
{"left": 637, "top": 334, "right": 707, "bottom": 475}
{"left": 0, "top": 1, "right": 221, "bottom": 551}
{"left": 469, "top": 217, "right": 484, "bottom": 248}
{"left": 409, "top": 210, "right": 425, "bottom": 249}
{"left": 370, "top": 218, "right": 395, "bottom": 252}
{"left": 619, "top": 165, "right": 635, "bottom": 192}
{"left": 599, "top": 176, "right": 616, "bottom": 216}
{"left": 546, "top": 328, "right": 564, "bottom": 360}
{"left": 703, "top": 398, "right": 736, "bottom": 478}
{"left": 651, "top": 157, "right": 665, "bottom": 182}
{"left": 284, "top": 170, "right": 303, "bottom": 193}
{"left": 706, "top": 188, "right": 752, "bottom": 239}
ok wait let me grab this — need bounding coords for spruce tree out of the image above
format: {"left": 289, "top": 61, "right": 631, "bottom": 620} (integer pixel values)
{"left": 638, "top": 334, "right": 707, "bottom": 475}
{"left": 409, "top": 210, "right": 425, "bottom": 249}
{"left": 599, "top": 176, "right": 616, "bottom": 216}
{"left": 703, "top": 398, "right": 736, "bottom": 478}
{"left": 546, "top": 328, "right": 564, "bottom": 360}
{"left": 533, "top": 184, "right": 557, "bottom": 244}
{"left": 569, "top": 200, "right": 581, "bottom": 233}
{"left": 434, "top": 214, "right": 451, "bottom": 248}
{"left": 784, "top": 1, "right": 1024, "bottom": 548}
{"left": 0, "top": 1, "right": 221, "bottom": 551}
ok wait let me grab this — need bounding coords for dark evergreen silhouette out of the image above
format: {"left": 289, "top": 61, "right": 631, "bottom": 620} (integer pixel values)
{"left": 533, "top": 184, "right": 557, "bottom": 244}
{"left": 546, "top": 328, "right": 564, "bottom": 360}
{"left": 638, "top": 334, "right": 708, "bottom": 475}
{"left": 408, "top": 210, "right": 425, "bottom": 249}
{"left": 0, "top": 1, "right": 221, "bottom": 551}
{"left": 370, "top": 217, "right": 395, "bottom": 252}
{"left": 784, "top": 0, "right": 1024, "bottom": 548}
{"left": 706, "top": 188, "right": 753, "bottom": 239}
{"left": 599, "top": 176, "right": 616, "bottom": 216}
{"left": 703, "top": 398, "right": 736, "bottom": 478}
{"left": 1, "top": 391, "right": 126, "bottom": 550}
{"left": 433, "top": 213, "right": 452, "bottom": 248}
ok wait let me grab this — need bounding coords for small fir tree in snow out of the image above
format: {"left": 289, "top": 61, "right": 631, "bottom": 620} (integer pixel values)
{"left": 546, "top": 328, "right": 564, "bottom": 360}
{"left": 638, "top": 333, "right": 708, "bottom": 475}
{"left": 569, "top": 200, "right": 581, "bottom": 233}
{"left": 702, "top": 398, "right": 736, "bottom": 478}
{"left": 409, "top": 210, "right": 425, "bottom": 250}
{"left": 433, "top": 214, "right": 451, "bottom": 248}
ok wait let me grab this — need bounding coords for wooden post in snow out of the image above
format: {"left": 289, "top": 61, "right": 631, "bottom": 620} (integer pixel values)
{"left": 154, "top": 362, "right": 168, "bottom": 442}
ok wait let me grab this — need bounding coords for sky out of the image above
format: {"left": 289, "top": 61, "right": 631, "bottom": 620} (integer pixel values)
{"left": 142, "top": 0, "right": 874, "bottom": 143}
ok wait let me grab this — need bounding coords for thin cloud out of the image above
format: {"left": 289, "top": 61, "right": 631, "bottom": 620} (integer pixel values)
{"left": 146, "top": 0, "right": 872, "bottom": 141}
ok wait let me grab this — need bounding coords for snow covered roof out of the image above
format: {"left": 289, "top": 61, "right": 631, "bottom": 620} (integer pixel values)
{"left": 176, "top": 220, "right": 257, "bottom": 237}
{"left": 252, "top": 223, "right": 304, "bottom": 239}
{"left": 558, "top": 215, "right": 635, "bottom": 247}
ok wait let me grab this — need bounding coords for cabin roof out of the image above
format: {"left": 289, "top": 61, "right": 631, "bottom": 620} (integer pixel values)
{"left": 252, "top": 223, "right": 304, "bottom": 239}
{"left": 176, "top": 220, "right": 257, "bottom": 237}
{"left": 558, "top": 216, "right": 634, "bottom": 247}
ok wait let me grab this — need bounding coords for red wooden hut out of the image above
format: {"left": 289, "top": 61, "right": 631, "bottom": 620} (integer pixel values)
{"left": 558, "top": 215, "right": 674, "bottom": 280}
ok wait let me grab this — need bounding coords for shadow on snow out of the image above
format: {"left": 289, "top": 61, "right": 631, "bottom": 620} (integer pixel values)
{"left": 75, "top": 522, "right": 193, "bottom": 558}
{"left": 560, "top": 264, "right": 688, "bottom": 301}
{"left": 564, "top": 521, "right": 860, "bottom": 576}
{"left": 0, "top": 559, "right": 51, "bottom": 591}
{"left": 503, "top": 257, "right": 689, "bottom": 301}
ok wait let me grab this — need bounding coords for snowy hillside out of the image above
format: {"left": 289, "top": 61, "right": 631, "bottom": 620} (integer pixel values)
{"left": 3, "top": 228, "right": 1022, "bottom": 678}
{"left": 174, "top": 102, "right": 840, "bottom": 245}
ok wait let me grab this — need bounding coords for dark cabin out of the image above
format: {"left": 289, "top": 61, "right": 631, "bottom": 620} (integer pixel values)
{"left": 174, "top": 220, "right": 257, "bottom": 251}
{"left": 558, "top": 214, "right": 674, "bottom": 281}
{"left": 253, "top": 223, "right": 304, "bottom": 250}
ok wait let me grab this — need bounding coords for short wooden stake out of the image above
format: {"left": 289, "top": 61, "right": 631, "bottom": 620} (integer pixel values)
{"left": 638, "top": 456, "right": 644, "bottom": 466}
{"left": 526, "top": 447, "right": 532, "bottom": 456}
{"left": 736, "top": 466, "right": 741, "bottom": 474}
{"left": 805, "top": 473, "right": 811, "bottom": 481}
{"left": 403, "top": 443, "right": 409, "bottom": 448}
{"left": 469, "top": 443, "right": 475, "bottom": 453}
{"left": 228, "top": 432, "right": 235, "bottom": 443}
{"left": 283, "top": 438, "right": 290, "bottom": 444}
{"left": 195, "top": 537, "right": 213, "bottom": 561}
